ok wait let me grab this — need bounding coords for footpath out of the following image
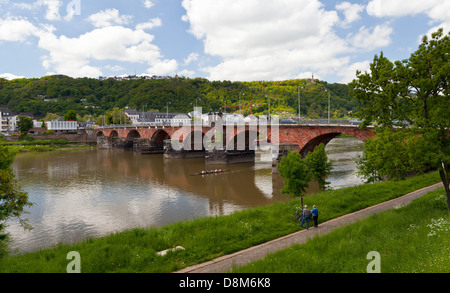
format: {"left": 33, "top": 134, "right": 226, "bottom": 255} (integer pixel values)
{"left": 175, "top": 182, "right": 443, "bottom": 273}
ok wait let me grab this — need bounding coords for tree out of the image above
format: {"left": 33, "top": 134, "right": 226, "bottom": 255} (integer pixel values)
{"left": 44, "top": 113, "right": 59, "bottom": 121}
{"left": 350, "top": 28, "right": 450, "bottom": 211}
{"left": 64, "top": 110, "right": 77, "bottom": 121}
{"left": 17, "top": 116, "right": 33, "bottom": 134}
{"left": 278, "top": 144, "right": 333, "bottom": 207}
{"left": 278, "top": 151, "right": 312, "bottom": 207}
{"left": 0, "top": 146, "right": 33, "bottom": 257}
{"left": 305, "top": 143, "right": 333, "bottom": 190}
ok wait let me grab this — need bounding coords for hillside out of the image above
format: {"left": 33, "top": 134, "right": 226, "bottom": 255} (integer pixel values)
{"left": 0, "top": 75, "right": 360, "bottom": 119}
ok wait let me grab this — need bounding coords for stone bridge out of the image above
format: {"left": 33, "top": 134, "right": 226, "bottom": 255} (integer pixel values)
{"left": 96, "top": 123, "right": 375, "bottom": 167}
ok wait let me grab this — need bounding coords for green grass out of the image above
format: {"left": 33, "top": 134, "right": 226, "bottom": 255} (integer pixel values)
{"left": 231, "top": 187, "right": 449, "bottom": 273}
{"left": 0, "top": 171, "right": 443, "bottom": 273}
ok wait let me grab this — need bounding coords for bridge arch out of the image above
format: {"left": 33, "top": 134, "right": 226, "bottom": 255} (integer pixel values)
{"left": 183, "top": 130, "right": 206, "bottom": 151}
{"left": 97, "top": 131, "right": 104, "bottom": 137}
{"left": 298, "top": 128, "right": 370, "bottom": 157}
{"left": 226, "top": 129, "right": 261, "bottom": 151}
{"left": 300, "top": 132, "right": 341, "bottom": 157}
{"left": 109, "top": 130, "right": 119, "bottom": 140}
{"left": 127, "top": 129, "right": 141, "bottom": 141}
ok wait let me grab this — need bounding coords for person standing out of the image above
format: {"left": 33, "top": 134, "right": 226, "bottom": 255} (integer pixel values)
{"left": 300, "top": 205, "right": 312, "bottom": 230}
{"left": 311, "top": 205, "right": 319, "bottom": 228}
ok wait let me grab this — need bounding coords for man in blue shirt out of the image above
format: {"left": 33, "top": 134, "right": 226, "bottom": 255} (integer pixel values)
{"left": 311, "top": 205, "right": 319, "bottom": 228}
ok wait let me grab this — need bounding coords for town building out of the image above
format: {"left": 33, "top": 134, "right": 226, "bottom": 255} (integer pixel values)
{"left": 125, "top": 109, "right": 191, "bottom": 126}
{"left": 0, "top": 107, "right": 12, "bottom": 134}
{"left": 45, "top": 121, "right": 78, "bottom": 133}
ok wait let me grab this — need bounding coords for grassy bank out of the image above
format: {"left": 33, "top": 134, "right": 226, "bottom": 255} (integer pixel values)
{"left": 232, "top": 187, "right": 449, "bottom": 273}
{"left": 0, "top": 137, "right": 95, "bottom": 152}
{"left": 0, "top": 172, "right": 442, "bottom": 273}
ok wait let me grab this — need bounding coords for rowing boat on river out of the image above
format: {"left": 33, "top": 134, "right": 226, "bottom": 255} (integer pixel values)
{"left": 190, "top": 170, "right": 228, "bottom": 176}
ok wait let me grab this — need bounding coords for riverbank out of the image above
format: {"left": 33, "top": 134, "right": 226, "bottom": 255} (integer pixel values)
{"left": 0, "top": 137, "right": 96, "bottom": 152}
{"left": 0, "top": 171, "right": 442, "bottom": 273}
{"left": 231, "top": 186, "right": 449, "bottom": 273}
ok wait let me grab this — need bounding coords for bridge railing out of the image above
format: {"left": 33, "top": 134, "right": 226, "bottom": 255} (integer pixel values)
{"left": 95, "top": 119, "right": 356, "bottom": 129}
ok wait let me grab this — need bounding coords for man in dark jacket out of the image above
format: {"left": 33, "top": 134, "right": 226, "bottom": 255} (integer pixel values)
{"left": 311, "top": 205, "right": 319, "bottom": 228}
{"left": 300, "top": 205, "right": 312, "bottom": 230}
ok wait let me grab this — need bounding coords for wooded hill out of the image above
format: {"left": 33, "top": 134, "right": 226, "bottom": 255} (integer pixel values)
{"left": 0, "top": 75, "right": 360, "bottom": 119}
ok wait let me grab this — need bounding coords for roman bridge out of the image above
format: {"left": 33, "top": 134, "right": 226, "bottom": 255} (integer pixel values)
{"left": 95, "top": 123, "right": 375, "bottom": 167}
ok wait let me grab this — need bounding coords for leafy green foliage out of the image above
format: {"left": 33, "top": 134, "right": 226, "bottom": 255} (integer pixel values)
{"left": 305, "top": 143, "right": 333, "bottom": 190}
{"left": 278, "top": 144, "right": 332, "bottom": 206}
{"left": 278, "top": 151, "right": 312, "bottom": 198}
{"left": 350, "top": 28, "right": 450, "bottom": 210}
{"left": 0, "top": 146, "right": 33, "bottom": 257}
{"left": 64, "top": 110, "right": 77, "bottom": 121}
{"left": 17, "top": 116, "right": 33, "bottom": 133}
{"left": 0, "top": 76, "right": 359, "bottom": 119}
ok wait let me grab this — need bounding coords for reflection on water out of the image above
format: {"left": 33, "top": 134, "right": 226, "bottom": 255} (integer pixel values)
{"left": 7, "top": 137, "right": 363, "bottom": 253}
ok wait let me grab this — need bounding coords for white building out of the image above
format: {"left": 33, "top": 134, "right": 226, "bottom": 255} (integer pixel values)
{"left": 0, "top": 108, "right": 12, "bottom": 134}
{"left": 45, "top": 121, "right": 78, "bottom": 133}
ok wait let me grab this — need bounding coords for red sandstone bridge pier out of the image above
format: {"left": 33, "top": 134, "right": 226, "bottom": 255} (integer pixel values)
{"left": 95, "top": 123, "right": 375, "bottom": 167}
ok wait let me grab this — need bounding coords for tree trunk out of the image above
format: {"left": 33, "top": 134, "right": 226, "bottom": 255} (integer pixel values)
{"left": 439, "top": 168, "right": 450, "bottom": 212}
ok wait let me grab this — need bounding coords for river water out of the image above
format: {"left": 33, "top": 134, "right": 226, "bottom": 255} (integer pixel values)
{"left": 7, "top": 137, "right": 364, "bottom": 254}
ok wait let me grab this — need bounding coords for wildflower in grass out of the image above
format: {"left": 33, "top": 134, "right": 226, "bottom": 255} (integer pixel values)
{"left": 426, "top": 218, "right": 450, "bottom": 238}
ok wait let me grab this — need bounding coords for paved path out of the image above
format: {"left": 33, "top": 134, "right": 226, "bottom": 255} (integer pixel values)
{"left": 175, "top": 182, "right": 443, "bottom": 273}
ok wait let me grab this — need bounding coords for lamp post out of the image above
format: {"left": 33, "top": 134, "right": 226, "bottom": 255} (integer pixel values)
{"left": 239, "top": 92, "right": 244, "bottom": 114}
{"left": 327, "top": 90, "right": 331, "bottom": 124}
{"left": 166, "top": 101, "right": 171, "bottom": 126}
{"left": 298, "top": 86, "right": 303, "bottom": 124}
{"left": 266, "top": 95, "right": 270, "bottom": 120}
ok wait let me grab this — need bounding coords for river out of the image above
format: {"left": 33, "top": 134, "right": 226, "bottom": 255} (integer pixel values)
{"left": 6, "top": 136, "right": 364, "bottom": 254}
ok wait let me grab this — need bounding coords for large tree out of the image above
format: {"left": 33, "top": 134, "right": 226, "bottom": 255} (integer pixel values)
{"left": 0, "top": 146, "right": 33, "bottom": 257}
{"left": 350, "top": 28, "right": 449, "bottom": 211}
{"left": 278, "top": 143, "right": 332, "bottom": 207}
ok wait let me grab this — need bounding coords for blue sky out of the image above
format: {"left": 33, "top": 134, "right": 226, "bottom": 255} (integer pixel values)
{"left": 0, "top": 0, "right": 448, "bottom": 83}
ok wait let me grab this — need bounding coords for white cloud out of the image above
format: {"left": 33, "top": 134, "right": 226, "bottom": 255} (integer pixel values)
{"left": 105, "top": 65, "right": 125, "bottom": 72}
{"left": 182, "top": 0, "right": 351, "bottom": 81}
{"left": 0, "top": 16, "right": 54, "bottom": 42}
{"left": 143, "top": 0, "right": 155, "bottom": 9}
{"left": 36, "top": 0, "right": 62, "bottom": 21}
{"left": 337, "top": 60, "right": 371, "bottom": 84}
{"left": 367, "top": 0, "right": 450, "bottom": 34}
{"left": 135, "top": 18, "right": 162, "bottom": 30}
{"left": 184, "top": 52, "right": 199, "bottom": 66}
{"left": 0, "top": 73, "right": 25, "bottom": 80}
{"left": 367, "top": 0, "right": 437, "bottom": 18}
{"left": 336, "top": 2, "right": 365, "bottom": 27}
{"left": 38, "top": 26, "right": 178, "bottom": 78}
{"left": 87, "top": 8, "right": 133, "bottom": 28}
{"left": 348, "top": 24, "right": 393, "bottom": 50}
{"left": 0, "top": 17, "right": 40, "bottom": 42}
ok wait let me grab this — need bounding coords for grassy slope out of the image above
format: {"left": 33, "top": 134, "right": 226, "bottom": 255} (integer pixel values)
{"left": 232, "top": 187, "right": 449, "bottom": 273}
{"left": 0, "top": 172, "right": 442, "bottom": 273}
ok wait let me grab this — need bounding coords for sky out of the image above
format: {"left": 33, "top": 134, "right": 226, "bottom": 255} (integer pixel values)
{"left": 0, "top": 0, "right": 448, "bottom": 84}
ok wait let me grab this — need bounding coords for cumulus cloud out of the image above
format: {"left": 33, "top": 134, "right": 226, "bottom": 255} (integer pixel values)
{"left": 348, "top": 24, "right": 393, "bottom": 50}
{"left": 336, "top": 2, "right": 365, "bottom": 27}
{"left": 143, "top": 0, "right": 155, "bottom": 9}
{"left": 337, "top": 60, "right": 371, "bottom": 84}
{"left": 135, "top": 18, "right": 162, "bottom": 30}
{"left": 184, "top": 52, "right": 199, "bottom": 66}
{"left": 0, "top": 73, "right": 26, "bottom": 80}
{"left": 37, "top": 26, "right": 178, "bottom": 78}
{"left": 367, "top": 0, "right": 450, "bottom": 31}
{"left": 87, "top": 8, "right": 133, "bottom": 28}
{"left": 182, "top": 0, "right": 351, "bottom": 81}
{"left": 0, "top": 16, "right": 55, "bottom": 42}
